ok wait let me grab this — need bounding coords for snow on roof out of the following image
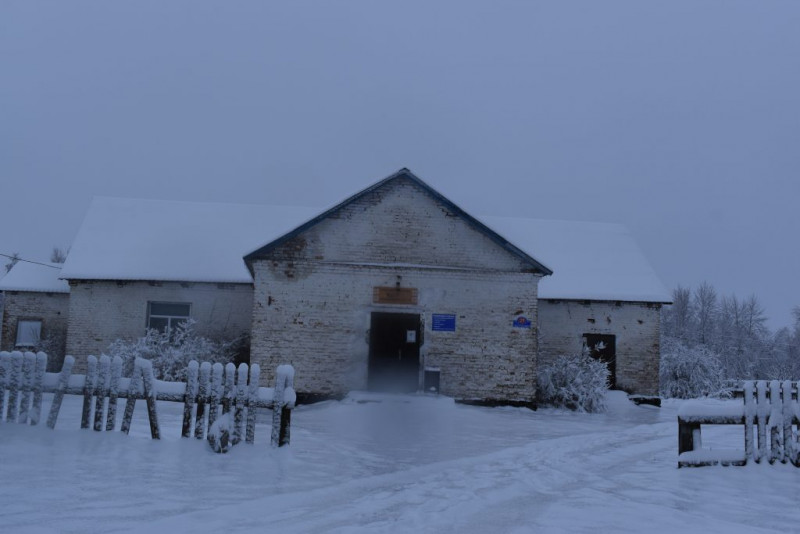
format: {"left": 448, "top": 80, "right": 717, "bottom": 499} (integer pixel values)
{"left": 480, "top": 217, "right": 671, "bottom": 303}
{"left": 59, "top": 197, "right": 317, "bottom": 283}
{"left": 60, "top": 196, "right": 670, "bottom": 302}
{"left": 0, "top": 261, "right": 70, "bottom": 293}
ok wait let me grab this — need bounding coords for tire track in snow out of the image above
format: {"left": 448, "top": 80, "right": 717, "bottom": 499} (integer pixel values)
{"left": 124, "top": 421, "right": 685, "bottom": 533}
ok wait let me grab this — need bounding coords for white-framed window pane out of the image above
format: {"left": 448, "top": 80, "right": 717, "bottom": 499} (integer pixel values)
{"left": 147, "top": 302, "right": 191, "bottom": 333}
{"left": 16, "top": 320, "right": 42, "bottom": 346}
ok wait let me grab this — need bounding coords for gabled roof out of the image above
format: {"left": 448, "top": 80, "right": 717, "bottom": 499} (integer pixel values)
{"left": 482, "top": 217, "right": 671, "bottom": 303}
{"left": 59, "top": 197, "right": 317, "bottom": 283}
{"left": 0, "top": 262, "right": 70, "bottom": 294}
{"left": 58, "top": 170, "right": 670, "bottom": 303}
{"left": 243, "top": 168, "right": 553, "bottom": 275}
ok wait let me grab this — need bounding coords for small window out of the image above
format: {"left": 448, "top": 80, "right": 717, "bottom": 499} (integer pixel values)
{"left": 147, "top": 302, "right": 191, "bottom": 333}
{"left": 16, "top": 319, "right": 42, "bottom": 347}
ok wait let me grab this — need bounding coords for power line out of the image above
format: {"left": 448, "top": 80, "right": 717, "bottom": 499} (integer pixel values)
{"left": 1, "top": 253, "right": 61, "bottom": 269}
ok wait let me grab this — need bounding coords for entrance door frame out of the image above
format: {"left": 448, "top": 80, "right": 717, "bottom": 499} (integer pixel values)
{"left": 367, "top": 310, "right": 423, "bottom": 392}
{"left": 582, "top": 333, "right": 617, "bottom": 389}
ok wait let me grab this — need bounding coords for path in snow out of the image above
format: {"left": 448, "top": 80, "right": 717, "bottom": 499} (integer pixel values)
{"left": 1, "top": 392, "right": 798, "bottom": 533}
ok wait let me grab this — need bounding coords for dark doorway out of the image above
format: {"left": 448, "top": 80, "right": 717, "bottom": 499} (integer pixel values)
{"left": 583, "top": 334, "right": 617, "bottom": 389}
{"left": 368, "top": 312, "right": 421, "bottom": 393}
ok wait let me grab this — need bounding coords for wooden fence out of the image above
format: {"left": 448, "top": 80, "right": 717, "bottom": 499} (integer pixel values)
{"left": 0, "top": 351, "right": 295, "bottom": 448}
{"left": 678, "top": 380, "right": 799, "bottom": 467}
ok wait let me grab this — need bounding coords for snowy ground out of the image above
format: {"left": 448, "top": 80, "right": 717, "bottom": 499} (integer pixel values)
{"left": 1, "top": 392, "right": 798, "bottom": 533}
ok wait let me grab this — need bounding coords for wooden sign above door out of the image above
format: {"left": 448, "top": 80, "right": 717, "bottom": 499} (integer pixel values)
{"left": 373, "top": 287, "right": 418, "bottom": 305}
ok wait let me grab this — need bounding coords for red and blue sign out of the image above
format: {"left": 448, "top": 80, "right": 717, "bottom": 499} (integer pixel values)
{"left": 513, "top": 316, "right": 531, "bottom": 329}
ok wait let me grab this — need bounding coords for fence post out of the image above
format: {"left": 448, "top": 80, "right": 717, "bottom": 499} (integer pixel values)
{"left": 756, "top": 381, "right": 767, "bottom": 463}
{"left": 138, "top": 359, "right": 160, "bottom": 440}
{"left": 195, "top": 362, "right": 211, "bottom": 439}
{"left": 0, "top": 352, "right": 8, "bottom": 420}
{"left": 768, "top": 380, "right": 782, "bottom": 464}
{"left": 271, "top": 365, "right": 294, "bottom": 447}
{"left": 81, "top": 356, "right": 98, "bottom": 429}
{"left": 30, "top": 352, "right": 47, "bottom": 426}
{"left": 182, "top": 361, "right": 198, "bottom": 438}
{"left": 208, "top": 363, "right": 223, "bottom": 434}
{"left": 18, "top": 352, "right": 36, "bottom": 424}
{"left": 16, "top": 352, "right": 32, "bottom": 424}
{"left": 94, "top": 355, "right": 111, "bottom": 431}
{"left": 106, "top": 356, "right": 123, "bottom": 431}
{"left": 233, "top": 363, "right": 247, "bottom": 445}
{"left": 678, "top": 420, "right": 699, "bottom": 456}
{"left": 120, "top": 360, "right": 143, "bottom": 435}
{"left": 780, "top": 381, "right": 792, "bottom": 464}
{"left": 6, "top": 352, "right": 23, "bottom": 423}
{"left": 223, "top": 363, "right": 235, "bottom": 415}
{"left": 743, "top": 381, "right": 754, "bottom": 462}
{"left": 245, "top": 364, "right": 260, "bottom": 444}
{"left": 47, "top": 356, "right": 75, "bottom": 429}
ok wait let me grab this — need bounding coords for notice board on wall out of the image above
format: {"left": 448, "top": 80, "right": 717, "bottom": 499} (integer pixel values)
{"left": 432, "top": 314, "right": 456, "bottom": 332}
{"left": 373, "top": 287, "right": 418, "bottom": 305}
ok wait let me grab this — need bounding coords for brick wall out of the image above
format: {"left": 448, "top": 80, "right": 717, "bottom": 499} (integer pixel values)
{"left": 66, "top": 280, "right": 253, "bottom": 372}
{"left": 538, "top": 299, "right": 662, "bottom": 395}
{"left": 252, "top": 263, "right": 539, "bottom": 401}
{"left": 1, "top": 291, "right": 70, "bottom": 370}
{"left": 250, "top": 176, "right": 542, "bottom": 402}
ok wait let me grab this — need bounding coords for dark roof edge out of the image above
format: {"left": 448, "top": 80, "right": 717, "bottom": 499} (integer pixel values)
{"left": 243, "top": 168, "right": 553, "bottom": 276}
{"left": 540, "top": 297, "right": 673, "bottom": 305}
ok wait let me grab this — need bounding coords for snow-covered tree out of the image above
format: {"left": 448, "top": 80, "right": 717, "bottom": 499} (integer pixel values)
{"left": 662, "top": 283, "right": 791, "bottom": 382}
{"left": 659, "top": 337, "right": 724, "bottom": 398}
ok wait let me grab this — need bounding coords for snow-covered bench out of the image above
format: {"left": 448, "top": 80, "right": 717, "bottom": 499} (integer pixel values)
{"left": 0, "top": 351, "right": 295, "bottom": 448}
{"left": 677, "top": 381, "right": 800, "bottom": 467}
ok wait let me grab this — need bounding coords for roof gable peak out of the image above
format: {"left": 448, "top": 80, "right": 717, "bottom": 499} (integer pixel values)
{"left": 244, "top": 168, "right": 552, "bottom": 275}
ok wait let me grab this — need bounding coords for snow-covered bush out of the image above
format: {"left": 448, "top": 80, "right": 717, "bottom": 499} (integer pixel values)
{"left": 107, "top": 320, "right": 244, "bottom": 381}
{"left": 207, "top": 413, "right": 232, "bottom": 454}
{"left": 33, "top": 330, "right": 67, "bottom": 372}
{"left": 659, "top": 337, "right": 724, "bottom": 399}
{"left": 537, "top": 352, "right": 610, "bottom": 412}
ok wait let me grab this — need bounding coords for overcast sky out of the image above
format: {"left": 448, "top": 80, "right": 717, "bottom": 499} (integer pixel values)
{"left": 1, "top": 1, "right": 798, "bottom": 328}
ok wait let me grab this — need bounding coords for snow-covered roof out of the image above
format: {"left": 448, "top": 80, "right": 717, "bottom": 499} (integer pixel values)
{"left": 0, "top": 261, "right": 70, "bottom": 294}
{"left": 60, "top": 196, "right": 670, "bottom": 303}
{"left": 481, "top": 217, "right": 671, "bottom": 303}
{"left": 60, "top": 197, "right": 317, "bottom": 284}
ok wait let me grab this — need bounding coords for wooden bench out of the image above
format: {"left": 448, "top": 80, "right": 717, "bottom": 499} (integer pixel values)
{"left": 677, "top": 381, "right": 799, "bottom": 467}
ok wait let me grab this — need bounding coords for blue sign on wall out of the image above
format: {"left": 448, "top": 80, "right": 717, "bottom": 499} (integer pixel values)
{"left": 432, "top": 314, "right": 456, "bottom": 332}
{"left": 513, "top": 316, "right": 532, "bottom": 329}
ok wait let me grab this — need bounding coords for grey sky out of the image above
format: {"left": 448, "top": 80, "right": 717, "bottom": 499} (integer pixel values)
{"left": 2, "top": 1, "right": 798, "bottom": 328}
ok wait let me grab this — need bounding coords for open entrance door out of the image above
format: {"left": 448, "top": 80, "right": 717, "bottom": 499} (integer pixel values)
{"left": 583, "top": 333, "right": 617, "bottom": 389}
{"left": 368, "top": 312, "right": 421, "bottom": 393}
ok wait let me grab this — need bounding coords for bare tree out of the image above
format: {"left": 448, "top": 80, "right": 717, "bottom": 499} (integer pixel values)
{"left": 4, "top": 252, "right": 20, "bottom": 273}
{"left": 693, "top": 282, "right": 717, "bottom": 345}
{"left": 50, "top": 246, "right": 68, "bottom": 263}
{"left": 664, "top": 286, "right": 693, "bottom": 341}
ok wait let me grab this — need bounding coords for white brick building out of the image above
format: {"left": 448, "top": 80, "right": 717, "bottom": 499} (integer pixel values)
{"left": 11, "top": 169, "right": 670, "bottom": 404}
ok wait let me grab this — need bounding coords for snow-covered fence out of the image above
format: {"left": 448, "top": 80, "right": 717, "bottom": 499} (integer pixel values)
{"left": 0, "top": 351, "right": 295, "bottom": 448}
{"left": 677, "top": 380, "right": 800, "bottom": 467}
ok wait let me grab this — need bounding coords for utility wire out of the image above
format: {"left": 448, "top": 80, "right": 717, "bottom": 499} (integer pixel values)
{"left": 1, "top": 253, "right": 61, "bottom": 269}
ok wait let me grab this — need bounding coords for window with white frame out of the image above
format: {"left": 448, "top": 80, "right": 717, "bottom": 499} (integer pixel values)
{"left": 15, "top": 319, "right": 42, "bottom": 347}
{"left": 146, "top": 302, "right": 191, "bottom": 333}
